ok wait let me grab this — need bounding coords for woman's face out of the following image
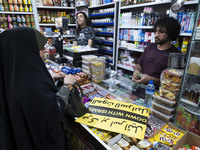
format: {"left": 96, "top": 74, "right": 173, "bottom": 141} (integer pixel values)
{"left": 77, "top": 13, "right": 86, "bottom": 26}
{"left": 39, "top": 47, "right": 47, "bottom": 61}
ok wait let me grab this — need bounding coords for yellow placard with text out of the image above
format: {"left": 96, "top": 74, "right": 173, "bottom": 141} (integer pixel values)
{"left": 76, "top": 98, "right": 150, "bottom": 140}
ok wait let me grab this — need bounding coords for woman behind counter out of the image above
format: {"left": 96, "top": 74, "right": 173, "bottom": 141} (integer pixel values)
{"left": 73, "top": 12, "right": 95, "bottom": 47}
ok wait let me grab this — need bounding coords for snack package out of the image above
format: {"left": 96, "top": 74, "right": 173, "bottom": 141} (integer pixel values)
{"left": 162, "top": 124, "right": 184, "bottom": 139}
{"left": 159, "top": 87, "right": 177, "bottom": 100}
{"left": 161, "top": 80, "right": 181, "bottom": 92}
{"left": 161, "top": 69, "right": 183, "bottom": 84}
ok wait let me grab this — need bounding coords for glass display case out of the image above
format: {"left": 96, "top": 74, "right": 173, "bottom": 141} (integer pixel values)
{"left": 174, "top": 3, "right": 200, "bottom": 135}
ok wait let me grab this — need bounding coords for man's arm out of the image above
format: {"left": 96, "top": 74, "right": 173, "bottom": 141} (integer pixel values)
{"left": 88, "top": 39, "right": 93, "bottom": 47}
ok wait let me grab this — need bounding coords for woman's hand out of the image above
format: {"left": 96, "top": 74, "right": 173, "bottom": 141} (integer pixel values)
{"left": 64, "top": 74, "right": 76, "bottom": 85}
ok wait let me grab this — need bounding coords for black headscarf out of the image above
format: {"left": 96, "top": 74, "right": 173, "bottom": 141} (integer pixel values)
{"left": 0, "top": 27, "right": 65, "bottom": 150}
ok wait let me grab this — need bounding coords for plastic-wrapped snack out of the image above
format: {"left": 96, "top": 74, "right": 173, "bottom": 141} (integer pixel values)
{"left": 153, "top": 93, "right": 176, "bottom": 108}
{"left": 159, "top": 87, "right": 177, "bottom": 100}
{"left": 161, "top": 80, "right": 181, "bottom": 92}
{"left": 161, "top": 69, "right": 183, "bottom": 84}
{"left": 154, "top": 132, "right": 178, "bottom": 146}
{"left": 162, "top": 124, "right": 184, "bottom": 139}
{"left": 117, "top": 138, "right": 130, "bottom": 150}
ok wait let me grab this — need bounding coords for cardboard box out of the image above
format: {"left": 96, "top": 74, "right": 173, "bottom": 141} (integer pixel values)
{"left": 172, "top": 131, "right": 200, "bottom": 150}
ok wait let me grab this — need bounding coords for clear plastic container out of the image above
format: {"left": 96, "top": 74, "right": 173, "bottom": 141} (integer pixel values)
{"left": 152, "top": 101, "right": 175, "bottom": 116}
{"left": 91, "top": 74, "right": 104, "bottom": 81}
{"left": 161, "top": 69, "right": 183, "bottom": 84}
{"left": 91, "top": 65, "right": 105, "bottom": 73}
{"left": 151, "top": 108, "right": 173, "bottom": 122}
{"left": 159, "top": 87, "right": 178, "bottom": 100}
{"left": 92, "top": 78, "right": 102, "bottom": 83}
{"left": 82, "top": 55, "right": 98, "bottom": 62}
{"left": 82, "top": 65, "right": 90, "bottom": 71}
{"left": 82, "top": 60, "right": 91, "bottom": 67}
{"left": 82, "top": 69, "right": 91, "bottom": 75}
{"left": 91, "top": 61, "right": 104, "bottom": 67}
{"left": 91, "top": 71, "right": 104, "bottom": 75}
{"left": 153, "top": 94, "right": 176, "bottom": 108}
{"left": 161, "top": 80, "right": 181, "bottom": 92}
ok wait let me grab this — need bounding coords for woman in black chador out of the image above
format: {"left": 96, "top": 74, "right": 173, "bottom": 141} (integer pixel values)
{"left": 0, "top": 27, "right": 76, "bottom": 150}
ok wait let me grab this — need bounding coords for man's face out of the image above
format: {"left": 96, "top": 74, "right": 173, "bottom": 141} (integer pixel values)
{"left": 155, "top": 27, "right": 170, "bottom": 45}
{"left": 39, "top": 47, "right": 47, "bottom": 61}
{"left": 77, "top": 13, "right": 86, "bottom": 26}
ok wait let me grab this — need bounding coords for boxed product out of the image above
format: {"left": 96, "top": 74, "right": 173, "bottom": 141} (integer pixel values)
{"left": 153, "top": 94, "right": 176, "bottom": 108}
{"left": 152, "top": 101, "right": 175, "bottom": 116}
{"left": 172, "top": 131, "right": 200, "bottom": 150}
{"left": 162, "top": 69, "right": 183, "bottom": 84}
{"left": 149, "top": 123, "right": 185, "bottom": 148}
{"left": 151, "top": 108, "right": 173, "bottom": 122}
{"left": 108, "top": 134, "right": 153, "bottom": 150}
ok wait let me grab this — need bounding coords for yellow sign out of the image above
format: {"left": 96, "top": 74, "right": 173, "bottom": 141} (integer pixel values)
{"left": 76, "top": 98, "right": 150, "bottom": 140}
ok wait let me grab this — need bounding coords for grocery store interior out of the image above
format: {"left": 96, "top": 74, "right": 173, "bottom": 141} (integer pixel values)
{"left": 0, "top": 0, "right": 200, "bottom": 149}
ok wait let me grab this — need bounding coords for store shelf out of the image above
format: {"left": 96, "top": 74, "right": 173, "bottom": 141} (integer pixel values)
{"left": 96, "top": 32, "right": 113, "bottom": 36}
{"left": 119, "top": 26, "right": 154, "bottom": 29}
{"left": 120, "top": 1, "right": 171, "bottom": 10}
{"left": 180, "top": 103, "right": 200, "bottom": 116}
{"left": 117, "top": 64, "right": 134, "bottom": 72}
{"left": 88, "top": 2, "right": 115, "bottom": 9}
{"left": 95, "top": 40, "right": 113, "bottom": 45}
{"left": 179, "top": 33, "right": 192, "bottom": 36}
{"left": 75, "top": 4, "right": 87, "bottom": 8}
{"left": 119, "top": 47, "right": 144, "bottom": 52}
{"left": 36, "top": 6, "right": 75, "bottom": 9}
{"left": 39, "top": 23, "right": 76, "bottom": 26}
{"left": 184, "top": 0, "right": 199, "bottom": 5}
{"left": 89, "top": 12, "right": 114, "bottom": 18}
{"left": 106, "top": 59, "right": 113, "bottom": 63}
{"left": 0, "top": 11, "right": 34, "bottom": 14}
{"left": 92, "top": 22, "right": 114, "bottom": 26}
{"left": 45, "top": 35, "right": 75, "bottom": 38}
{"left": 99, "top": 49, "right": 113, "bottom": 54}
{"left": 180, "top": 98, "right": 199, "bottom": 107}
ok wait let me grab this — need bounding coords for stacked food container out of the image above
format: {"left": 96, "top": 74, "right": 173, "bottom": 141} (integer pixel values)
{"left": 81, "top": 55, "right": 98, "bottom": 76}
{"left": 151, "top": 69, "right": 184, "bottom": 122}
{"left": 91, "top": 61, "right": 105, "bottom": 83}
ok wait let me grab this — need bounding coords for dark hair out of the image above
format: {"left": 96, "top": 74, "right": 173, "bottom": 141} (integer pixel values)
{"left": 154, "top": 17, "right": 181, "bottom": 41}
{"left": 76, "top": 12, "right": 92, "bottom": 34}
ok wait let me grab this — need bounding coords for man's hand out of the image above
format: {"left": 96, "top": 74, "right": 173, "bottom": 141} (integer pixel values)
{"left": 133, "top": 70, "right": 142, "bottom": 80}
{"left": 133, "top": 74, "right": 151, "bottom": 85}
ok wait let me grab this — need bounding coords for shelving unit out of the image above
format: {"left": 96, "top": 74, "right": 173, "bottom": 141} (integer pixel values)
{"left": 88, "top": 1, "right": 119, "bottom": 68}
{"left": 36, "top": 6, "right": 75, "bottom": 9}
{"left": 120, "top": 0, "right": 171, "bottom": 9}
{"left": 119, "top": 26, "right": 154, "bottom": 29}
{"left": 0, "top": 12, "right": 34, "bottom": 14}
{"left": 117, "top": 64, "right": 134, "bottom": 72}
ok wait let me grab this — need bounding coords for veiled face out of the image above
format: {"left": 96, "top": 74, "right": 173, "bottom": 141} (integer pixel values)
{"left": 39, "top": 47, "right": 47, "bottom": 61}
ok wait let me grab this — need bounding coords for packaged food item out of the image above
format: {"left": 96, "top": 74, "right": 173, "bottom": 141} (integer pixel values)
{"left": 113, "top": 144, "right": 123, "bottom": 150}
{"left": 161, "top": 80, "right": 181, "bottom": 92}
{"left": 82, "top": 60, "right": 91, "bottom": 67}
{"left": 117, "top": 138, "right": 130, "bottom": 149}
{"left": 152, "top": 101, "right": 175, "bottom": 116}
{"left": 153, "top": 132, "right": 178, "bottom": 146}
{"left": 159, "top": 87, "right": 177, "bottom": 100}
{"left": 136, "top": 139, "right": 152, "bottom": 149}
{"left": 91, "top": 61, "right": 104, "bottom": 67}
{"left": 162, "top": 69, "right": 183, "bottom": 84}
{"left": 82, "top": 55, "right": 98, "bottom": 62}
{"left": 151, "top": 108, "right": 173, "bottom": 122}
{"left": 153, "top": 93, "right": 176, "bottom": 108}
{"left": 162, "top": 124, "right": 184, "bottom": 139}
{"left": 82, "top": 65, "right": 90, "bottom": 71}
{"left": 188, "top": 57, "right": 200, "bottom": 76}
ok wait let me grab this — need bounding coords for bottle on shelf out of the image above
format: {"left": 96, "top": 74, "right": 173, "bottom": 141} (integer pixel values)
{"left": 41, "top": 11, "right": 46, "bottom": 23}
{"left": 46, "top": 11, "right": 51, "bottom": 23}
{"left": 19, "top": 4, "right": 24, "bottom": 12}
{"left": 18, "top": 0, "right": 22, "bottom": 4}
{"left": 24, "top": 4, "right": 29, "bottom": 12}
{"left": 29, "top": 4, "right": 32, "bottom": 12}
{"left": 14, "top": 4, "right": 19, "bottom": 11}
{"left": 0, "top": 4, "right": 4, "bottom": 11}
{"left": 13, "top": 0, "right": 17, "bottom": 4}
{"left": 144, "top": 80, "right": 155, "bottom": 108}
